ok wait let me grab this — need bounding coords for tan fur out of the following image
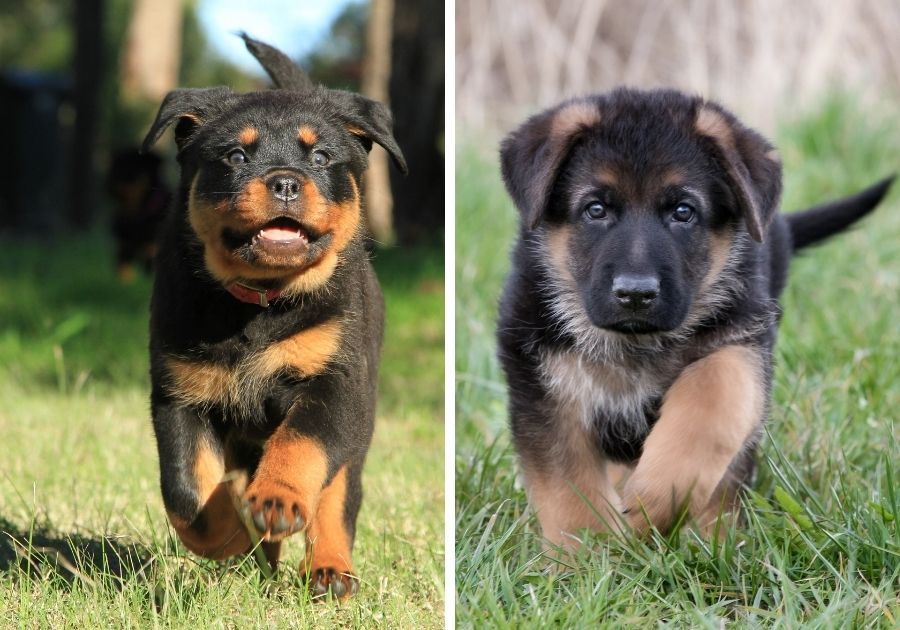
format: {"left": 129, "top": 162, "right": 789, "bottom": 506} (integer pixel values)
{"left": 165, "top": 358, "right": 235, "bottom": 408}
{"left": 164, "top": 319, "right": 343, "bottom": 408}
{"left": 543, "top": 224, "right": 574, "bottom": 282}
{"left": 298, "top": 126, "right": 318, "bottom": 145}
{"left": 302, "top": 176, "right": 362, "bottom": 255}
{"left": 304, "top": 465, "right": 354, "bottom": 580}
{"left": 239, "top": 126, "right": 259, "bottom": 145}
{"left": 622, "top": 344, "right": 763, "bottom": 532}
{"left": 551, "top": 101, "right": 601, "bottom": 140}
{"left": 523, "top": 412, "right": 625, "bottom": 550}
{"left": 695, "top": 106, "right": 735, "bottom": 149}
{"left": 594, "top": 168, "right": 620, "bottom": 188}
{"left": 281, "top": 251, "right": 341, "bottom": 297}
{"left": 701, "top": 230, "right": 733, "bottom": 292}
{"left": 245, "top": 431, "right": 329, "bottom": 541}
{"left": 256, "top": 319, "right": 343, "bottom": 377}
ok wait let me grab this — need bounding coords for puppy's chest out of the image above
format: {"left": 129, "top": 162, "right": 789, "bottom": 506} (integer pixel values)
{"left": 163, "top": 318, "right": 344, "bottom": 419}
{"left": 538, "top": 348, "right": 671, "bottom": 436}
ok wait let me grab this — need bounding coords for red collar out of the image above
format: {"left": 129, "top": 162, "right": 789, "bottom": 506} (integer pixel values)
{"left": 227, "top": 282, "right": 283, "bottom": 307}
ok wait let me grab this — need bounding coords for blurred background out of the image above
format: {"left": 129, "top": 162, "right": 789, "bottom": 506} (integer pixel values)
{"left": 0, "top": 1, "right": 445, "bottom": 623}
{"left": 457, "top": 0, "right": 900, "bottom": 136}
{"left": 0, "top": 0, "right": 443, "bottom": 244}
{"left": 455, "top": 1, "right": 899, "bottom": 624}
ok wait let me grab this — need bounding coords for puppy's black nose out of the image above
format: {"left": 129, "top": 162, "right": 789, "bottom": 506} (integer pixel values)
{"left": 612, "top": 275, "right": 660, "bottom": 309}
{"left": 268, "top": 175, "right": 300, "bottom": 202}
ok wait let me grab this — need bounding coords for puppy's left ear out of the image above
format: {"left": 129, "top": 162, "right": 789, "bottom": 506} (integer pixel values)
{"left": 141, "top": 87, "right": 234, "bottom": 153}
{"left": 695, "top": 103, "right": 782, "bottom": 242}
{"left": 500, "top": 98, "right": 601, "bottom": 230}
{"left": 332, "top": 91, "right": 408, "bottom": 175}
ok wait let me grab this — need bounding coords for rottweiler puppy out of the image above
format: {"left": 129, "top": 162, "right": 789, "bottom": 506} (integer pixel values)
{"left": 497, "top": 88, "right": 892, "bottom": 548}
{"left": 142, "top": 35, "right": 407, "bottom": 598}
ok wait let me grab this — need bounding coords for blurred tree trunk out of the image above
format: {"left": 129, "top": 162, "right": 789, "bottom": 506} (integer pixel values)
{"left": 390, "top": 0, "right": 444, "bottom": 245}
{"left": 68, "top": 0, "right": 104, "bottom": 229}
{"left": 120, "top": 0, "right": 183, "bottom": 103}
{"left": 361, "top": 0, "right": 395, "bottom": 245}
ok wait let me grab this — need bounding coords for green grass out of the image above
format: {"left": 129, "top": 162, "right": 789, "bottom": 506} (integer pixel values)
{"left": 455, "top": 96, "right": 900, "bottom": 628}
{"left": 0, "top": 237, "right": 444, "bottom": 628}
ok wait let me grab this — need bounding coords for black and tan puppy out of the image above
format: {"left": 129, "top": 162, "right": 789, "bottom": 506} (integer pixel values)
{"left": 497, "top": 88, "right": 892, "bottom": 548}
{"left": 142, "top": 36, "right": 406, "bottom": 598}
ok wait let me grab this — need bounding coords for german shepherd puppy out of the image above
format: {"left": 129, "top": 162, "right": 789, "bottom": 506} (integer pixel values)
{"left": 497, "top": 88, "right": 892, "bottom": 547}
{"left": 142, "top": 36, "right": 406, "bottom": 598}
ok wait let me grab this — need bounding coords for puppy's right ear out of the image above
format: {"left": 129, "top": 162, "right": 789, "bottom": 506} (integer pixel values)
{"left": 141, "top": 87, "right": 233, "bottom": 153}
{"left": 500, "top": 98, "right": 600, "bottom": 230}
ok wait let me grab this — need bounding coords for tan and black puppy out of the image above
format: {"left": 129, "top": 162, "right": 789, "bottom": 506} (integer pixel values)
{"left": 142, "top": 35, "right": 406, "bottom": 598}
{"left": 497, "top": 88, "right": 892, "bottom": 548}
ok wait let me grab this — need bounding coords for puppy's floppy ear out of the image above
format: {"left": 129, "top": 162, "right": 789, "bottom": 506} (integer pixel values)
{"left": 141, "top": 87, "right": 234, "bottom": 153}
{"left": 329, "top": 90, "right": 408, "bottom": 175}
{"left": 695, "top": 103, "right": 782, "bottom": 242}
{"left": 500, "top": 98, "right": 601, "bottom": 230}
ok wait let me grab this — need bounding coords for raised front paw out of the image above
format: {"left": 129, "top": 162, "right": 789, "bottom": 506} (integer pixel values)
{"left": 303, "top": 565, "right": 359, "bottom": 601}
{"left": 242, "top": 482, "right": 308, "bottom": 541}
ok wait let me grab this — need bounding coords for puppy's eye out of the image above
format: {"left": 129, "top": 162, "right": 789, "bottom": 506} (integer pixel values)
{"left": 312, "top": 150, "right": 330, "bottom": 167}
{"left": 584, "top": 201, "right": 608, "bottom": 220}
{"left": 671, "top": 203, "right": 695, "bottom": 223}
{"left": 227, "top": 149, "right": 247, "bottom": 166}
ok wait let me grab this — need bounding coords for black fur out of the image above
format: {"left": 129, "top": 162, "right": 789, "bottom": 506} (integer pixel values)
{"left": 142, "top": 37, "right": 405, "bottom": 598}
{"left": 497, "top": 88, "right": 892, "bottom": 535}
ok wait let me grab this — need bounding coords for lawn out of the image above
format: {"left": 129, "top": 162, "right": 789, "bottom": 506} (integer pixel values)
{"left": 455, "top": 96, "right": 900, "bottom": 628}
{"left": 0, "top": 236, "right": 444, "bottom": 628}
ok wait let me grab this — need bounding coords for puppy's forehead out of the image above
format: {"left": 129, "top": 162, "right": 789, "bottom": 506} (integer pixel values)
{"left": 565, "top": 95, "right": 711, "bottom": 193}
{"left": 212, "top": 94, "right": 344, "bottom": 142}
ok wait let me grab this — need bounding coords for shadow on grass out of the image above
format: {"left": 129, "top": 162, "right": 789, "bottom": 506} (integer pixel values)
{"left": 0, "top": 517, "right": 155, "bottom": 589}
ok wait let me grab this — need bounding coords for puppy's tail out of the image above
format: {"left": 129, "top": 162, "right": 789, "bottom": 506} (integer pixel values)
{"left": 787, "top": 176, "right": 894, "bottom": 251}
{"left": 240, "top": 33, "right": 316, "bottom": 92}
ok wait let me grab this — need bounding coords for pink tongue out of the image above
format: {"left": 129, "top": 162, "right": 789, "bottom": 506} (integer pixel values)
{"left": 259, "top": 226, "right": 301, "bottom": 242}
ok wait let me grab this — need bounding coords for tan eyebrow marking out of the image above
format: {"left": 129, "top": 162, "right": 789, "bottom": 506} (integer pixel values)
{"left": 238, "top": 127, "right": 259, "bottom": 145}
{"left": 298, "top": 126, "right": 318, "bottom": 145}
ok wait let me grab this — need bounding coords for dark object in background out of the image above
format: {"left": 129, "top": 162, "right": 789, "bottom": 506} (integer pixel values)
{"left": 0, "top": 71, "right": 71, "bottom": 234}
{"left": 106, "top": 149, "right": 170, "bottom": 280}
{"left": 390, "top": 0, "right": 444, "bottom": 245}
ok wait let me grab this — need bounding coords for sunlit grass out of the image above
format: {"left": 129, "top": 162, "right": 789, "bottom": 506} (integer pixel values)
{"left": 0, "top": 236, "right": 444, "bottom": 628}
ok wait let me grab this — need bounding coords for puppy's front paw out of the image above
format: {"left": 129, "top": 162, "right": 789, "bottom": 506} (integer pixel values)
{"left": 242, "top": 482, "right": 308, "bottom": 541}
{"left": 303, "top": 565, "right": 359, "bottom": 601}
{"left": 622, "top": 475, "right": 684, "bottom": 534}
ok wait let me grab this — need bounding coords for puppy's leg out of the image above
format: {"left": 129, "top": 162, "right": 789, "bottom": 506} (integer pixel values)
{"left": 302, "top": 461, "right": 361, "bottom": 599}
{"left": 152, "top": 403, "right": 251, "bottom": 559}
{"left": 243, "top": 375, "right": 370, "bottom": 599}
{"left": 243, "top": 426, "right": 327, "bottom": 543}
{"left": 622, "top": 344, "right": 764, "bottom": 533}
{"left": 517, "top": 402, "right": 625, "bottom": 551}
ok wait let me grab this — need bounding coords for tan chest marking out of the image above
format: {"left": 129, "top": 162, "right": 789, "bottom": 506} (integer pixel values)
{"left": 164, "top": 319, "right": 343, "bottom": 409}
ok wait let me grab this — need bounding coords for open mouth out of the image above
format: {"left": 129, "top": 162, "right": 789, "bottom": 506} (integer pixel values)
{"left": 253, "top": 217, "right": 309, "bottom": 246}
{"left": 223, "top": 217, "right": 315, "bottom": 253}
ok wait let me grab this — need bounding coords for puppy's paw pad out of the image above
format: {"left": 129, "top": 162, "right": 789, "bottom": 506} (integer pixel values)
{"left": 304, "top": 567, "right": 359, "bottom": 601}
